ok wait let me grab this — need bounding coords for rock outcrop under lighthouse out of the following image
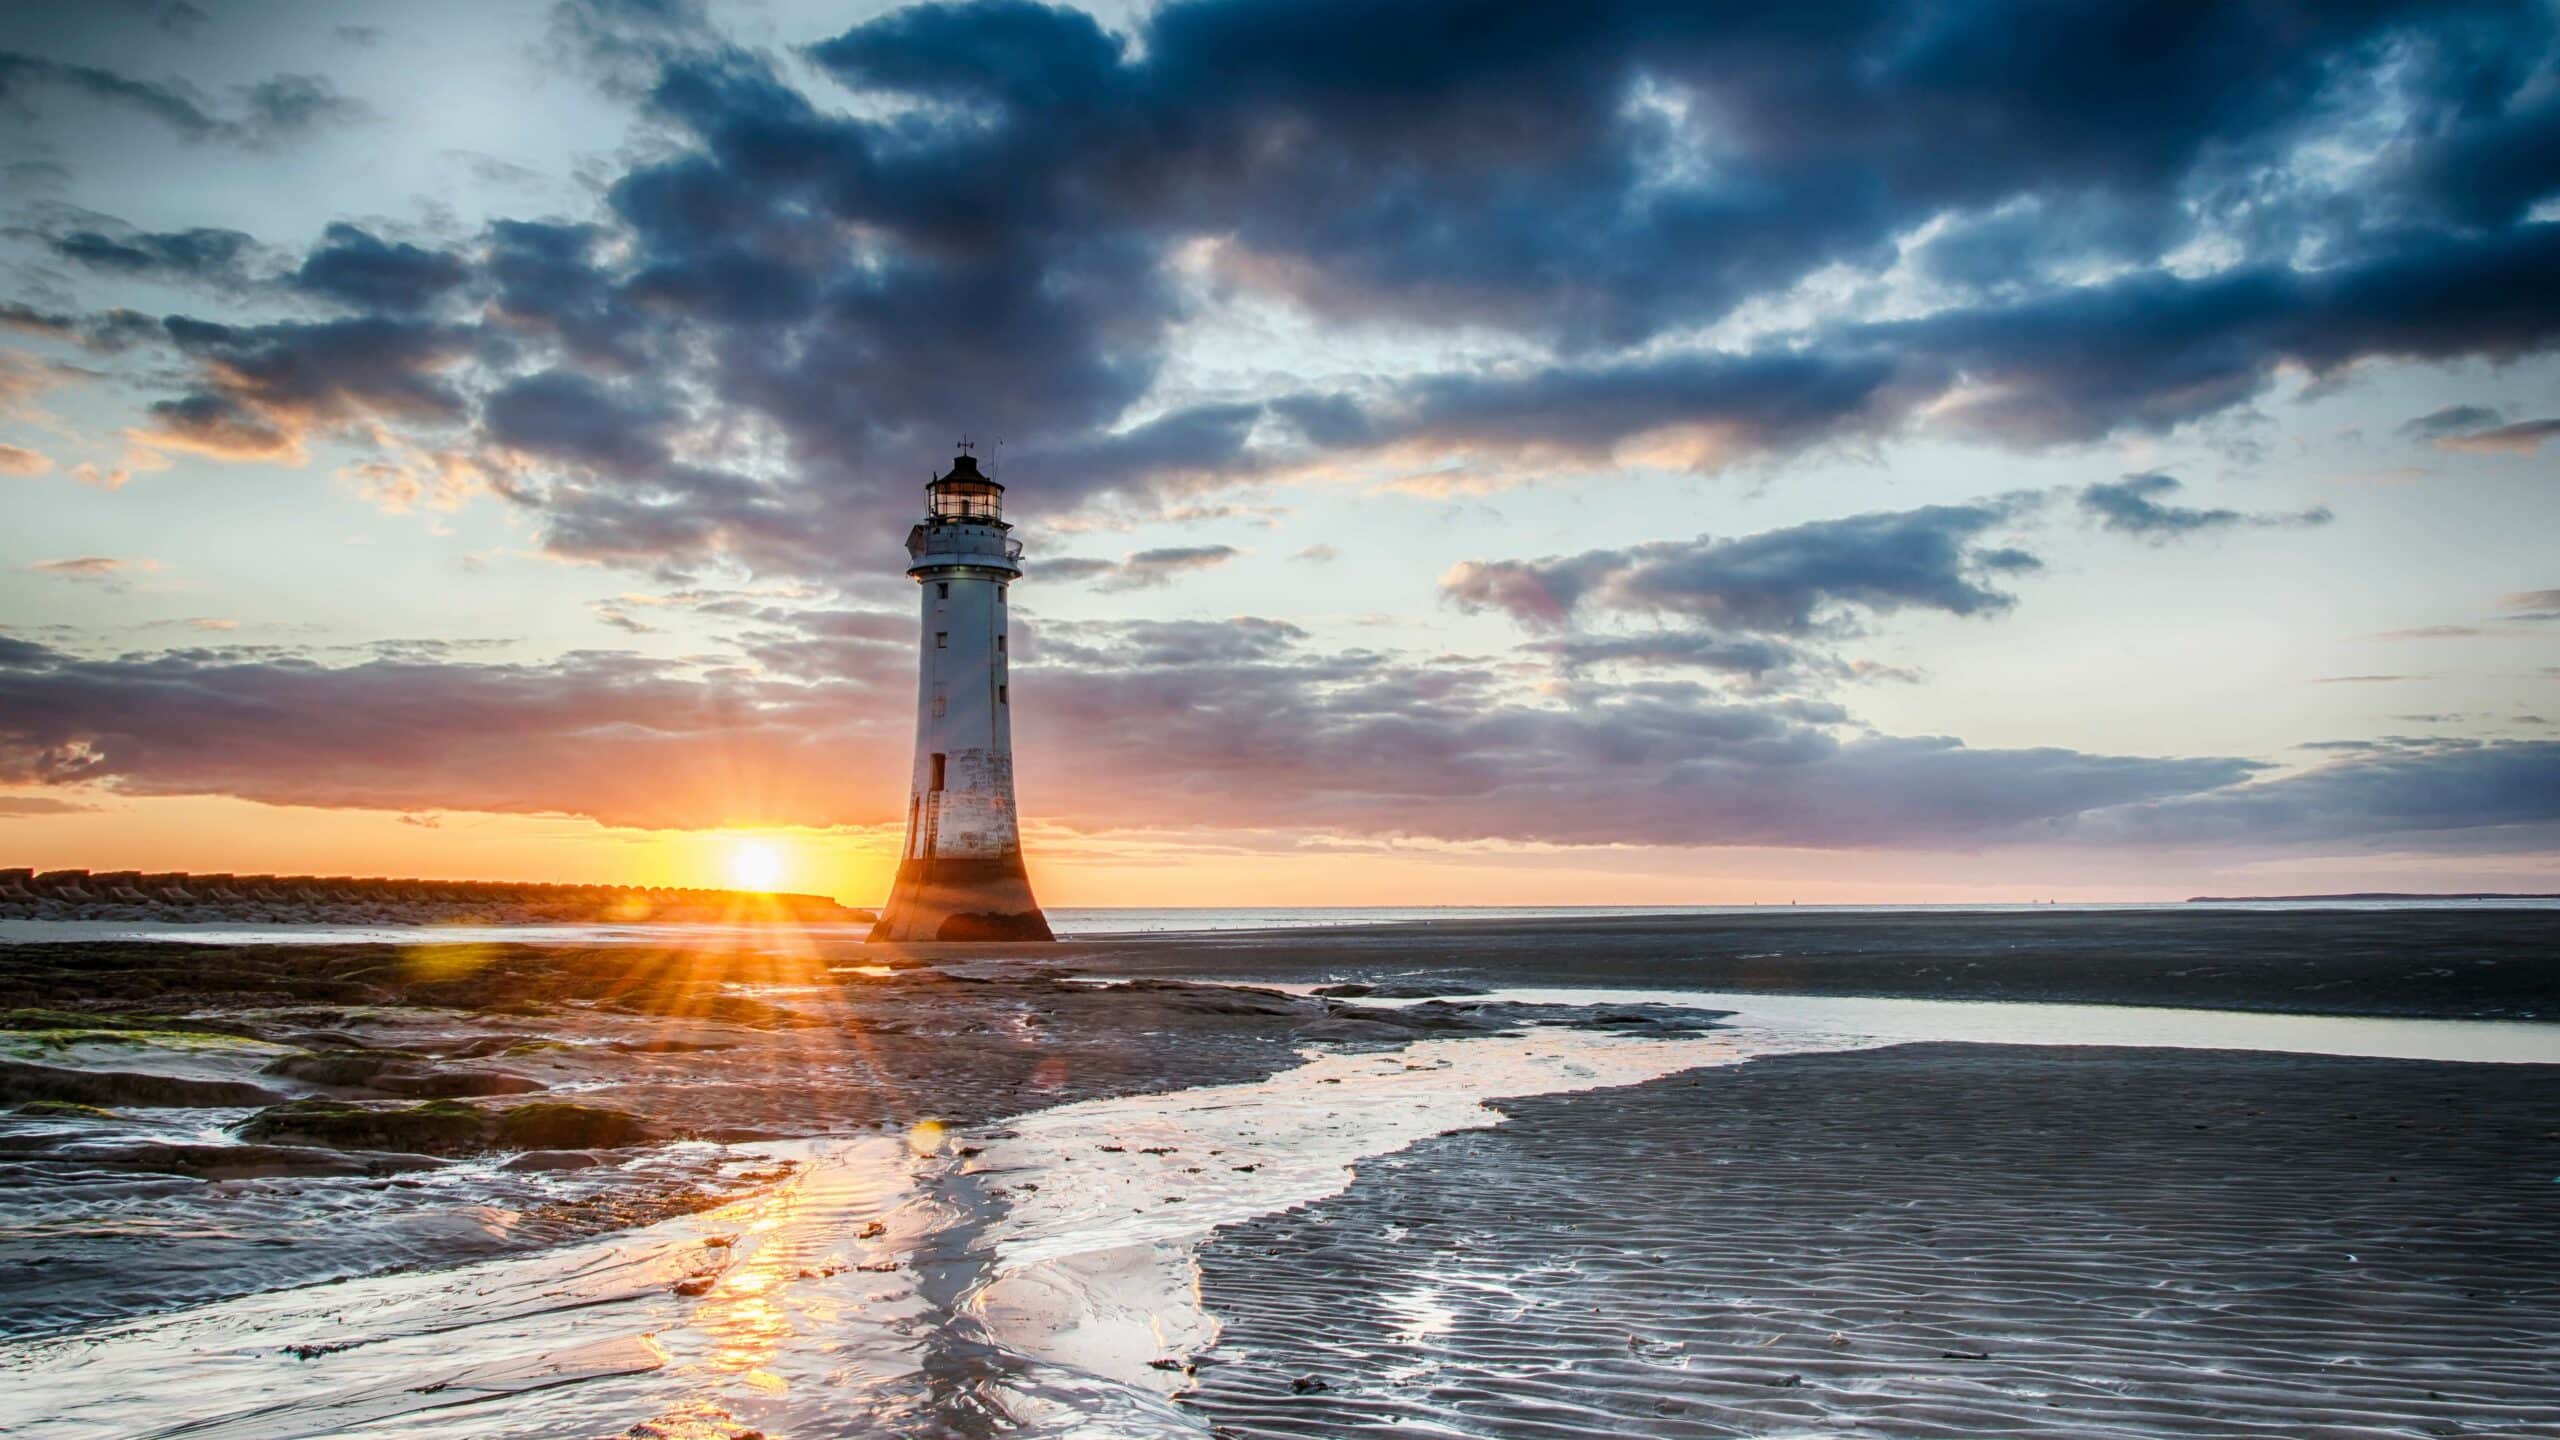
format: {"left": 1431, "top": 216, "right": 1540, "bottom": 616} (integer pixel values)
{"left": 870, "top": 449, "right": 1054, "bottom": 943}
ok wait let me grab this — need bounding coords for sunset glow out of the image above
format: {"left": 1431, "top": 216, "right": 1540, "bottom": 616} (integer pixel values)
{"left": 726, "top": 840, "right": 788, "bottom": 894}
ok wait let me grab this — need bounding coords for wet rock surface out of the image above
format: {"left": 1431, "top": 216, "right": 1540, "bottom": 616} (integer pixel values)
{"left": 0, "top": 937, "right": 1497, "bottom": 1336}
{"left": 260, "top": 1049, "right": 547, "bottom": 1098}
{"left": 233, "top": 1098, "right": 657, "bottom": 1156}
{"left": 0, "top": 1058, "right": 282, "bottom": 1108}
{"left": 1312, "top": 981, "right": 1493, "bottom": 999}
{"left": 0, "top": 1138, "right": 446, "bottom": 1180}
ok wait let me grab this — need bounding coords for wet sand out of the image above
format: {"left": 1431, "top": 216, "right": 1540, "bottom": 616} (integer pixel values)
{"left": 1048, "top": 907, "right": 2560, "bottom": 1019}
{"left": 1184, "top": 1043, "right": 2560, "bottom": 1438}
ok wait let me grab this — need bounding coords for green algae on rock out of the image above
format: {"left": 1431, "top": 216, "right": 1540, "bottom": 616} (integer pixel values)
{"left": 235, "top": 1097, "right": 658, "bottom": 1156}
{"left": 12, "top": 1099, "right": 120, "bottom": 1119}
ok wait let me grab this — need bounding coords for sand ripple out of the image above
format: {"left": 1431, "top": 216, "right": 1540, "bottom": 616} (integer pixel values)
{"left": 1182, "top": 1044, "right": 2560, "bottom": 1438}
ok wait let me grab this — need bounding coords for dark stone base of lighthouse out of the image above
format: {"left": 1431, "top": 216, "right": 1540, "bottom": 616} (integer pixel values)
{"left": 868, "top": 856, "right": 1054, "bottom": 942}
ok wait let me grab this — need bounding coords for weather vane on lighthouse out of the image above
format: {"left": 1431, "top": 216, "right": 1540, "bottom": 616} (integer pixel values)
{"left": 869, "top": 442, "right": 1053, "bottom": 942}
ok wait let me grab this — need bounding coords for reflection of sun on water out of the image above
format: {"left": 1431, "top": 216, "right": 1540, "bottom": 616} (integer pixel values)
{"left": 727, "top": 840, "right": 786, "bottom": 892}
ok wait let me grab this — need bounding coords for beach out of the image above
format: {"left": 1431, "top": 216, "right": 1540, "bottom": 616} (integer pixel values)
{"left": 1, "top": 909, "right": 2553, "bottom": 1437}
{"left": 1186, "top": 1044, "right": 2560, "bottom": 1438}
{"left": 1049, "top": 906, "right": 2560, "bottom": 1019}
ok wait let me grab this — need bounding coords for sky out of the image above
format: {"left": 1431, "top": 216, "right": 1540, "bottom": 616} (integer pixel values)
{"left": 1, "top": 0, "right": 2556, "bottom": 906}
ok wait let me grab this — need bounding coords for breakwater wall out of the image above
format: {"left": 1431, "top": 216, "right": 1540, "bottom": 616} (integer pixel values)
{"left": 0, "top": 868, "right": 871, "bottom": 925}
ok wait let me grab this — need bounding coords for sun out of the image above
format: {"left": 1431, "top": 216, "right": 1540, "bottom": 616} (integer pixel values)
{"left": 726, "top": 839, "right": 787, "bottom": 893}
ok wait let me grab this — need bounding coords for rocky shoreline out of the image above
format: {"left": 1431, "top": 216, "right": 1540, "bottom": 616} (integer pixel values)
{"left": 0, "top": 934, "right": 1674, "bottom": 1336}
{"left": 0, "top": 867, "right": 872, "bottom": 926}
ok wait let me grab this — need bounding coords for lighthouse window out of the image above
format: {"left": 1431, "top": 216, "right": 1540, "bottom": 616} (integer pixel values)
{"left": 936, "top": 582, "right": 948, "bottom": 599}
{"left": 996, "top": 634, "right": 1006, "bottom": 652}
{"left": 929, "top": 753, "right": 946, "bottom": 791}
{"left": 935, "top": 631, "right": 948, "bottom": 648}
{"left": 999, "top": 684, "right": 1008, "bottom": 705}
{"left": 996, "top": 586, "right": 1006, "bottom": 605}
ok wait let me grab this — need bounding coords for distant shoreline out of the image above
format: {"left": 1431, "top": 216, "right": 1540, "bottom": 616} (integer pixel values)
{"left": 1053, "top": 907, "right": 2560, "bottom": 1022}
{"left": 2185, "top": 891, "right": 2560, "bottom": 902}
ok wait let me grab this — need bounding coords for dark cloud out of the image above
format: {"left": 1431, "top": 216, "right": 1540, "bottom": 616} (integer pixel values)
{"left": 0, "top": 51, "right": 364, "bottom": 145}
{"left": 1523, "top": 632, "right": 1808, "bottom": 682}
{"left": 2398, "top": 403, "right": 2506, "bottom": 441}
{"left": 2078, "top": 471, "right": 2332, "bottom": 542}
{"left": 233, "top": 73, "right": 367, "bottom": 143}
{"left": 2389, "top": 87, "right": 2560, "bottom": 230}
{"left": 1848, "top": 223, "right": 2560, "bottom": 448}
{"left": 795, "top": 0, "right": 2547, "bottom": 352}
{"left": 482, "top": 369, "right": 676, "bottom": 473}
{"left": 1444, "top": 500, "right": 2037, "bottom": 636}
{"left": 294, "top": 224, "right": 471, "bottom": 314}
{"left": 483, "top": 220, "right": 644, "bottom": 368}
{"left": 0, "top": 301, "right": 158, "bottom": 352}
{"left": 0, "top": 636, "right": 902, "bottom": 830}
{"left": 463, "top": 0, "right": 2560, "bottom": 565}
{"left": 51, "top": 226, "right": 258, "bottom": 286}
{"left": 474, "top": 366, "right": 819, "bottom": 575}
{"left": 2436, "top": 417, "right": 2560, "bottom": 456}
{"left": 1, "top": 620, "right": 2550, "bottom": 853}
{"left": 731, "top": 605, "right": 912, "bottom": 680}
{"left": 1112, "top": 544, "right": 1242, "bottom": 589}
{"left": 2394, "top": 402, "right": 2560, "bottom": 455}
{"left": 0, "top": 49, "right": 223, "bottom": 138}
{"left": 2095, "top": 740, "right": 2560, "bottom": 846}
{"left": 1011, "top": 617, "right": 2259, "bottom": 848}
{"left": 1352, "top": 350, "right": 1909, "bottom": 468}
{"left": 1257, "top": 219, "right": 2560, "bottom": 482}
{"left": 25, "top": 0, "right": 2560, "bottom": 587}
{"left": 534, "top": 475, "right": 818, "bottom": 578}
{"left": 141, "top": 392, "right": 295, "bottom": 460}
{"left": 1008, "top": 405, "right": 1268, "bottom": 509}
{"left": 141, "top": 315, "right": 472, "bottom": 460}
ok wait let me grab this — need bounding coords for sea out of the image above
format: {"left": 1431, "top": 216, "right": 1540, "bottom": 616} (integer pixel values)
{"left": 6, "top": 897, "right": 2555, "bottom": 951}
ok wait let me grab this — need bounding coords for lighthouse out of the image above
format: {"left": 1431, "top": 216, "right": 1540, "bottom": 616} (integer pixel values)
{"left": 869, "top": 445, "right": 1054, "bottom": 942}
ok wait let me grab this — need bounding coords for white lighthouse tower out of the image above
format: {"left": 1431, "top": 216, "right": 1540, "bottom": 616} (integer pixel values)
{"left": 869, "top": 445, "right": 1053, "bottom": 942}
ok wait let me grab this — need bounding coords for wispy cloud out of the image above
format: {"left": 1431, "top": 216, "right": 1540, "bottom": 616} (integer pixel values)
{"left": 2077, "top": 472, "right": 2331, "bottom": 542}
{"left": 2502, "top": 590, "right": 2560, "bottom": 623}
{"left": 33, "top": 556, "right": 155, "bottom": 581}
{"left": 2397, "top": 404, "right": 2560, "bottom": 456}
{"left": 1039, "top": 545, "right": 1242, "bottom": 592}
